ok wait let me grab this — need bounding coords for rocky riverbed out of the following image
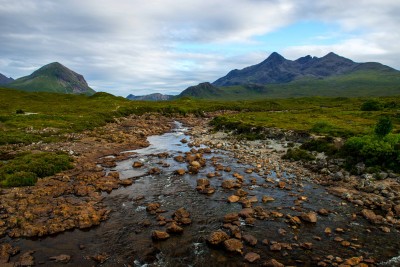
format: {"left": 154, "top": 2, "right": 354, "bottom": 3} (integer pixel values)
{"left": 0, "top": 114, "right": 400, "bottom": 266}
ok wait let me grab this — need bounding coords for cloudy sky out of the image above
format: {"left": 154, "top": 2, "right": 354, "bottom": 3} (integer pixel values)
{"left": 1, "top": 0, "right": 399, "bottom": 96}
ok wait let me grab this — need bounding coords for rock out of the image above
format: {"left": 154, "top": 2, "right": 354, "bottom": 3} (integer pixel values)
{"left": 333, "top": 171, "right": 344, "bottom": 181}
{"left": 244, "top": 252, "right": 260, "bottom": 263}
{"left": 223, "top": 213, "right": 239, "bottom": 223}
{"left": 270, "top": 243, "right": 282, "bottom": 251}
{"left": 132, "top": 161, "right": 143, "bottom": 168}
{"left": 344, "top": 256, "right": 362, "bottom": 266}
{"left": 300, "top": 242, "right": 313, "bottom": 250}
{"left": 151, "top": 230, "right": 170, "bottom": 240}
{"left": 301, "top": 212, "right": 318, "bottom": 223}
{"left": 166, "top": 222, "right": 184, "bottom": 234}
{"left": 361, "top": 209, "right": 383, "bottom": 224}
{"left": 146, "top": 203, "right": 160, "bottom": 212}
{"left": 197, "top": 178, "right": 210, "bottom": 187}
{"left": 239, "top": 208, "right": 254, "bottom": 218}
{"left": 17, "top": 250, "right": 35, "bottom": 266}
{"left": 49, "top": 254, "right": 71, "bottom": 263}
{"left": 318, "top": 209, "right": 329, "bottom": 216}
{"left": 91, "top": 253, "right": 109, "bottom": 264}
{"left": 221, "top": 180, "right": 236, "bottom": 189}
{"left": 227, "top": 195, "right": 240, "bottom": 203}
{"left": 173, "top": 208, "right": 191, "bottom": 225}
{"left": 262, "top": 196, "right": 275, "bottom": 203}
{"left": 263, "top": 259, "right": 285, "bottom": 267}
{"left": 174, "top": 169, "right": 186, "bottom": 175}
{"left": 0, "top": 244, "right": 20, "bottom": 264}
{"left": 394, "top": 204, "right": 400, "bottom": 216}
{"left": 207, "top": 230, "right": 229, "bottom": 245}
{"left": 174, "top": 155, "right": 185, "bottom": 162}
{"left": 235, "top": 189, "right": 248, "bottom": 197}
{"left": 223, "top": 238, "right": 243, "bottom": 254}
{"left": 242, "top": 234, "right": 257, "bottom": 246}
{"left": 190, "top": 161, "right": 201, "bottom": 168}
{"left": 148, "top": 167, "right": 161, "bottom": 175}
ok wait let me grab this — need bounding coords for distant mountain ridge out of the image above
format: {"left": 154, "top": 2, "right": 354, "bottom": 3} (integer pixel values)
{"left": 176, "top": 52, "right": 400, "bottom": 99}
{"left": 5, "top": 62, "right": 95, "bottom": 95}
{"left": 212, "top": 52, "right": 396, "bottom": 86}
{"left": 126, "top": 93, "right": 173, "bottom": 101}
{"left": 0, "top": 73, "right": 14, "bottom": 85}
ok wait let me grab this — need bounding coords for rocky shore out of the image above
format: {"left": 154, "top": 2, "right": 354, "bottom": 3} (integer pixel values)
{"left": 1, "top": 114, "right": 399, "bottom": 266}
{"left": 0, "top": 114, "right": 172, "bottom": 265}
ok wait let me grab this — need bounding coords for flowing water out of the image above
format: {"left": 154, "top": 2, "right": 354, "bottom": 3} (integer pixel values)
{"left": 3, "top": 122, "right": 400, "bottom": 266}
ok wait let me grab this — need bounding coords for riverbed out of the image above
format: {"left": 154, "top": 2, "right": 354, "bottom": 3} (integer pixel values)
{"left": 2, "top": 121, "right": 400, "bottom": 266}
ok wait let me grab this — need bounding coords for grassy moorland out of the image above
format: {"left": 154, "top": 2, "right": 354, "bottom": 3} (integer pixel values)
{"left": 1, "top": 87, "right": 400, "bottom": 186}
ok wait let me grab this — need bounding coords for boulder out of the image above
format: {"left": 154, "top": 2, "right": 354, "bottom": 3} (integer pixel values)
{"left": 227, "top": 195, "right": 240, "bottom": 203}
{"left": 244, "top": 252, "right": 260, "bottom": 263}
{"left": 166, "top": 222, "right": 184, "bottom": 234}
{"left": 301, "top": 212, "right": 318, "bottom": 223}
{"left": 361, "top": 209, "right": 384, "bottom": 224}
{"left": 206, "top": 230, "right": 229, "bottom": 246}
{"left": 223, "top": 213, "right": 239, "bottom": 223}
{"left": 223, "top": 238, "right": 243, "bottom": 254}
{"left": 263, "top": 259, "right": 285, "bottom": 267}
{"left": 151, "top": 230, "right": 170, "bottom": 241}
{"left": 242, "top": 234, "right": 257, "bottom": 246}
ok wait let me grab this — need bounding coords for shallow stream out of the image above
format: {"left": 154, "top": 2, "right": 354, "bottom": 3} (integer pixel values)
{"left": 3, "top": 122, "right": 400, "bottom": 266}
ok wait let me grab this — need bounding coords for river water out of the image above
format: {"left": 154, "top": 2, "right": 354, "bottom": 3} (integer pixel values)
{"left": 4, "top": 122, "right": 400, "bottom": 266}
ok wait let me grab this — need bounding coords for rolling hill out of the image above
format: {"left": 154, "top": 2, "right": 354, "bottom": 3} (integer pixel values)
{"left": 6, "top": 62, "right": 95, "bottom": 95}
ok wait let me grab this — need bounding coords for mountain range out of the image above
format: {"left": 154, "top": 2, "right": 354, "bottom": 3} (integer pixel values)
{"left": 177, "top": 52, "right": 400, "bottom": 99}
{"left": 3, "top": 62, "right": 95, "bottom": 95}
{"left": 126, "top": 93, "right": 173, "bottom": 101}
{"left": 0, "top": 73, "right": 14, "bottom": 85}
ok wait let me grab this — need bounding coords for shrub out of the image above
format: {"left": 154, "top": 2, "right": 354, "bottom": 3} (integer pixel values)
{"left": 375, "top": 116, "right": 393, "bottom": 138}
{"left": 0, "top": 152, "right": 73, "bottom": 187}
{"left": 282, "top": 148, "right": 315, "bottom": 161}
{"left": 360, "top": 99, "right": 382, "bottom": 111}
{"left": 311, "top": 121, "right": 334, "bottom": 134}
{"left": 15, "top": 109, "right": 25, "bottom": 114}
{"left": 342, "top": 134, "right": 400, "bottom": 172}
{"left": 300, "top": 137, "right": 338, "bottom": 156}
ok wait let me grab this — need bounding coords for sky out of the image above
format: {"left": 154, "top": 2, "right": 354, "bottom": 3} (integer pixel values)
{"left": 0, "top": 0, "right": 399, "bottom": 96}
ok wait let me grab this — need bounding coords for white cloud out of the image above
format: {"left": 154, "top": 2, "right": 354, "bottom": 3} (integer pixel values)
{"left": 0, "top": 0, "right": 399, "bottom": 96}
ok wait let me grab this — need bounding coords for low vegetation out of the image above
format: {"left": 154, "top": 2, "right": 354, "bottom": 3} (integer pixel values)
{"left": 0, "top": 152, "right": 73, "bottom": 187}
{"left": 1, "top": 87, "right": 400, "bottom": 186}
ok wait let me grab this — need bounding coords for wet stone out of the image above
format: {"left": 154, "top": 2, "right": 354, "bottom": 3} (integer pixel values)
{"left": 132, "top": 161, "right": 143, "bottom": 168}
{"left": 166, "top": 222, "right": 184, "bottom": 234}
{"left": 207, "top": 230, "right": 229, "bottom": 246}
{"left": 49, "top": 254, "right": 71, "bottom": 263}
{"left": 223, "top": 238, "right": 243, "bottom": 254}
{"left": 242, "top": 234, "right": 257, "bottom": 246}
{"left": 151, "top": 230, "right": 170, "bottom": 241}
{"left": 244, "top": 252, "right": 260, "bottom": 263}
{"left": 263, "top": 259, "right": 285, "bottom": 267}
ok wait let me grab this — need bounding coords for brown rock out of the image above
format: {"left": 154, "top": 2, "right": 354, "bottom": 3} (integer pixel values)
{"left": 221, "top": 180, "right": 236, "bottom": 189}
{"left": 239, "top": 208, "right": 254, "bottom": 218}
{"left": 91, "top": 253, "right": 109, "bottom": 264}
{"left": 223, "top": 238, "right": 243, "bottom": 254}
{"left": 235, "top": 189, "right": 248, "bottom": 197}
{"left": 146, "top": 203, "right": 161, "bottom": 212}
{"left": 166, "top": 222, "right": 184, "bottom": 234}
{"left": 344, "top": 256, "right": 362, "bottom": 266}
{"left": 0, "top": 244, "right": 20, "bottom": 264}
{"left": 151, "top": 230, "right": 170, "bottom": 240}
{"left": 227, "top": 195, "right": 240, "bottom": 203}
{"left": 263, "top": 259, "right": 285, "bottom": 267}
{"left": 301, "top": 212, "right": 318, "bottom": 223}
{"left": 394, "top": 204, "right": 400, "bottom": 216}
{"left": 132, "top": 161, "right": 143, "bottom": 168}
{"left": 244, "top": 252, "right": 260, "bottom": 263}
{"left": 242, "top": 234, "right": 257, "bottom": 246}
{"left": 173, "top": 208, "right": 191, "bottom": 225}
{"left": 197, "top": 178, "right": 210, "bottom": 187}
{"left": 301, "top": 242, "right": 313, "bottom": 250}
{"left": 262, "top": 196, "right": 275, "bottom": 203}
{"left": 223, "top": 213, "right": 239, "bottom": 223}
{"left": 174, "top": 155, "right": 185, "bottom": 162}
{"left": 207, "top": 230, "right": 229, "bottom": 245}
{"left": 318, "top": 208, "right": 330, "bottom": 216}
{"left": 49, "top": 254, "right": 71, "bottom": 263}
{"left": 361, "top": 209, "right": 384, "bottom": 224}
{"left": 17, "top": 250, "right": 35, "bottom": 266}
{"left": 174, "top": 169, "right": 186, "bottom": 175}
{"left": 270, "top": 243, "right": 282, "bottom": 251}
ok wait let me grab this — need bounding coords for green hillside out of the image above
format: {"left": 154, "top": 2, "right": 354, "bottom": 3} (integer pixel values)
{"left": 6, "top": 62, "right": 95, "bottom": 95}
{"left": 194, "top": 69, "right": 400, "bottom": 100}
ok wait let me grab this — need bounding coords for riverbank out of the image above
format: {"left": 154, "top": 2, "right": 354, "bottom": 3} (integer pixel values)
{"left": 0, "top": 114, "right": 399, "bottom": 266}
